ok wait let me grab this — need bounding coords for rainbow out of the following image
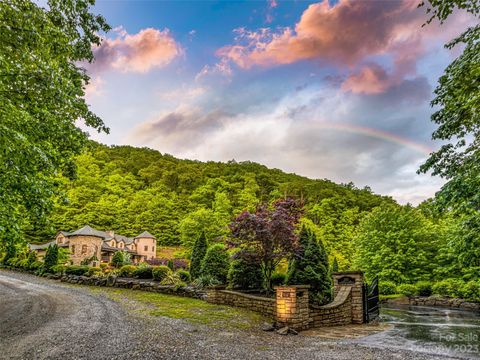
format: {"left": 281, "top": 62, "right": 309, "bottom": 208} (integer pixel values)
{"left": 314, "top": 122, "right": 433, "bottom": 156}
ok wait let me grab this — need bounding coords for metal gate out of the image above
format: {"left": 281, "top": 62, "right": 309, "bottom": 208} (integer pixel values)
{"left": 363, "top": 276, "right": 379, "bottom": 323}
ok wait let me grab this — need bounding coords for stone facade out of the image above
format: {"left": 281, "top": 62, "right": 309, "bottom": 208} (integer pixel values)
{"left": 69, "top": 235, "right": 103, "bottom": 266}
{"left": 206, "top": 286, "right": 275, "bottom": 317}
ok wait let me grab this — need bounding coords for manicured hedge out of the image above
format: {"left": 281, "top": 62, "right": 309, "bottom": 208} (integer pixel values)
{"left": 152, "top": 265, "right": 171, "bottom": 281}
{"left": 133, "top": 265, "right": 153, "bottom": 279}
{"left": 64, "top": 265, "right": 89, "bottom": 276}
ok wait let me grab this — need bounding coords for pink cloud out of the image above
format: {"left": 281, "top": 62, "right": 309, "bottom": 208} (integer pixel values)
{"left": 341, "top": 64, "right": 390, "bottom": 94}
{"left": 90, "top": 28, "right": 181, "bottom": 74}
{"left": 217, "top": 0, "right": 423, "bottom": 69}
{"left": 217, "top": 0, "right": 472, "bottom": 94}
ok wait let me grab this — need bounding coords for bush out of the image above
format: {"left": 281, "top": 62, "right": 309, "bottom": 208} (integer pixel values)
{"left": 100, "top": 263, "right": 108, "bottom": 270}
{"left": 111, "top": 251, "right": 132, "bottom": 268}
{"left": 64, "top": 265, "right": 89, "bottom": 276}
{"left": 160, "top": 272, "right": 186, "bottom": 288}
{"left": 43, "top": 244, "right": 59, "bottom": 273}
{"left": 7, "top": 257, "right": 20, "bottom": 268}
{"left": 397, "top": 284, "right": 417, "bottom": 297}
{"left": 459, "top": 280, "right": 480, "bottom": 302}
{"left": 118, "top": 265, "right": 137, "bottom": 278}
{"left": 200, "top": 244, "right": 230, "bottom": 284}
{"left": 18, "top": 258, "right": 30, "bottom": 269}
{"left": 26, "top": 251, "right": 37, "bottom": 268}
{"left": 29, "top": 261, "right": 43, "bottom": 271}
{"left": 432, "top": 279, "right": 465, "bottom": 298}
{"left": 51, "top": 264, "right": 66, "bottom": 274}
{"left": 228, "top": 258, "right": 263, "bottom": 290}
{"left": 87, "top": 267, "right": 102, "bottom": 277}
{"left": 152, "top": 265, "right": 171, "bottom": 281}
{"left": 177, "top": 269, "right": 191, "bottom": 283}
{"left": 192, "top": 274, "right": 221, "bottom": 288}
{"left": 415, "top": 281, "right": 433, "bottom": 297}
{"left": 380, "top": 280, "right": 397, "bottom": 295}
{"left": 133, "top": 265, "right": 153, "bottom": 279}
{"left": 271, "top": 272, "right": 286, "bottom": 287}
{"left": 190, "top": 232, "right": 208, "bottom": 279}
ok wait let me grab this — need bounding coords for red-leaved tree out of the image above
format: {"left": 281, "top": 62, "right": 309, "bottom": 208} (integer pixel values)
{"left": 229, "top": 198, "right": 303, "bottom": 291}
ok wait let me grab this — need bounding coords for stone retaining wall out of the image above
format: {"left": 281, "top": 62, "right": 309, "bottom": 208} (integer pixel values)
{"left": 206, "top": 286, "right": 275, "bottom": 317}
{"left": 57, "top": 274, "right": 206, "bottom": 299}
{"left": 310, "top": 286, "right": 352, "bottom": 327}
{"left": 383, "top": 294, "right": 480, "bottom": 312}
{"left": 206, "top": 272, "right": 367, "bottom": 331}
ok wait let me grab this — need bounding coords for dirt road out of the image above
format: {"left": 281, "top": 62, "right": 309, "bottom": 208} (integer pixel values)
{"left": 0, "top": 270, "right": 452, "bottom": 360}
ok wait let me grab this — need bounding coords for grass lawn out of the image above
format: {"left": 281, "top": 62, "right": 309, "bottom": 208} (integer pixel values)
{"left": 156, "top": 246, "right": 186, "bottom": 259}
{"left": 91, "top": 287, "right": 267, "bottom": 330}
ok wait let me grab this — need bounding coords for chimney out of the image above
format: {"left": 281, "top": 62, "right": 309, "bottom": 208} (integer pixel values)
{"left": 106, "top": 230, "right": 114, "bottom": 237}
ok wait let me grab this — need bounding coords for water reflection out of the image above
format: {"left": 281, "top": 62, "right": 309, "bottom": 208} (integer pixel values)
{"left": 354, "top": 304, "right": 480, "bottom": 359}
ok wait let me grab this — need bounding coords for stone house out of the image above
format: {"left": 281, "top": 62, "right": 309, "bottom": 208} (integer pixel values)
{"left": 30, "top": 225, "right": 156, "bottom": 265}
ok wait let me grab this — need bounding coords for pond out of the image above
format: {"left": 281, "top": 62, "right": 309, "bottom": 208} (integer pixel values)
{"left": 354, "top": 304, "right": 480, "bottom": 359}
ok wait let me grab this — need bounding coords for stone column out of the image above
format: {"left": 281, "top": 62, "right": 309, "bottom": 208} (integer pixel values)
{"left": 332, "top": 271, "right": 364, "bottom": 324}
{"left": 274, "top": 285, "right": 310, "bottom": 330}
{"left": 205, "top": 285, "right": 226, "bottom": 304}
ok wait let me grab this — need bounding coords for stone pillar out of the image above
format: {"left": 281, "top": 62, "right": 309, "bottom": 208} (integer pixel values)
{"left": 274, "top": 285, "right": 310, "bottom": 330}
{"left": 332, "top": 271, "right": 364, "bottom": 324}
{"left": 205, "top": 285, "right": 226, "bottom": 304}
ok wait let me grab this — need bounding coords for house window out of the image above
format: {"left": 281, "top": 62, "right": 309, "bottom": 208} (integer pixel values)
{"left": 81, "top": 245, "right": 87, "bottom": 254}
{"left": 71, "top": 245, "right": 75, "bottom": 254}
{"left": 144, "top": 245, "right": 148, "bottom": 251}
{"left": 120, "top": 243, "right": 123, "bottom": 248}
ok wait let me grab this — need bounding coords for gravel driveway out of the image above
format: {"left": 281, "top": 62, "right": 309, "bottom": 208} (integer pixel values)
{"left": 0, "top": 270, "right": 455, "bottom": 360}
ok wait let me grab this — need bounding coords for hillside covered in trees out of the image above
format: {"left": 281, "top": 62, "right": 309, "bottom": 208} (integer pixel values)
{"left": 23, "top": 141, "right": 476, "bottom": 286}
{"left": 27, "top": 142, "right": 389, "bottom": 268}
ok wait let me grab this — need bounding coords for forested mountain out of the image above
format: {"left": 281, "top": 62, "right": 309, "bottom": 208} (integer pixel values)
{"left": 31, "top": 142, "right": 392, "bottom": 269}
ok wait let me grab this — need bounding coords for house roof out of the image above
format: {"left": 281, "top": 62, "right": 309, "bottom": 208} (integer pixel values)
{"left": 114, "top": 234, "right": 135, "bottom": 244}
{"left": 134, "top": 231, "right": 156, "bottom": 239}
{"left": 56, "top": 231, "right": 71, "bottom": 237}
{"left": 29, "top": 241, "right": 56, "bottom": 250}
{"left": 101, "top": 243, "right": 120, "bottom": 253}
{"left": 101, "top": 243, "right": 137, "bottom": 255}
{"left": 59, "top": 226, "right": 151, "bottom": 245}
{"left": 69, "top": 225, "right": 108, "bottom": 239}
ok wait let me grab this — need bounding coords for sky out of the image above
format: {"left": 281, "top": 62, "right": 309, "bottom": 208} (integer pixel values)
{"left": 80, "top": 0, "right": 473, "bottom": 205}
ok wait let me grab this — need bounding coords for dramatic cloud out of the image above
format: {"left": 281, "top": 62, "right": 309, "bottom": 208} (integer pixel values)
{"left": 216, "top": 0, "right": 470, "bottom": 94}
{"left": 127, "top": 83, "right": 442, "bottom": 204}
{"left": 217, "top": 0, "right": 422, "bottom": 68}
{"left": 341, "top": 64, "right": 390, "bottom": 94}
{"left": 130, "top": 107, "right": 230, "bottom": 150}
{"left": 89, "top": 27, "right": 181, "bottom": 74}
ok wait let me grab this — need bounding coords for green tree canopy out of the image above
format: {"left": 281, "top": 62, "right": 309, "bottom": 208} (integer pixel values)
{"left": 287, "top": 229, "right": 331, "bottom": 304}
{"left": 0, "top": 0, "right": 109, "bottom": 249}
{"left": 419, "top": 0, "right": 480, "bottom": 271}
{"left": 353, "top": 204, "right": 439, "bottom": 284}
